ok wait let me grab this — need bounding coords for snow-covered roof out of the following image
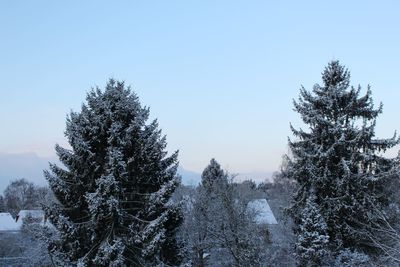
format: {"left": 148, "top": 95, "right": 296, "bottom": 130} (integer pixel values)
{"left": 0, "top": 212, "right": 19, "bottom": 232}
{"left": 247, "top": 199, "right": 278, "bottom": 225}
{"left": 17, "top": 210, "right": 45, "bottom": 221}
{"left": 16, "top": 210, "right": 47, "bottom": 227}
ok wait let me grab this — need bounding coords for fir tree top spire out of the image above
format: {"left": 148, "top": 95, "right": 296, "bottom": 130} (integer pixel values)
{"left": 201, "top": 158, "right": 228, "bottom": 192}
{"left": 321, "top": 60, "right": 350, "bottom": 88}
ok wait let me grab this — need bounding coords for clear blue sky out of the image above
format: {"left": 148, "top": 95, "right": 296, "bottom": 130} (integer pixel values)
{"left": 0, "top": 1, "right": 399, "bottom": 174}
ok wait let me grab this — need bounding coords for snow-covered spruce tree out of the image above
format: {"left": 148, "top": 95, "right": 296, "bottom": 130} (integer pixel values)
{"left": 295, "top": 193, "right": 329, "bottom": 266}
{"left": 288, "top": 61, "right": 398, "bottom": 257}
{"left": 44, "top": 79, "right": 182, "bottom": 266}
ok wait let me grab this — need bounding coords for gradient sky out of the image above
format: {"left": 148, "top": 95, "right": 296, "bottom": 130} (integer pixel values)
{"left": 1, "top": 1, "right": 400, "bottom": 174}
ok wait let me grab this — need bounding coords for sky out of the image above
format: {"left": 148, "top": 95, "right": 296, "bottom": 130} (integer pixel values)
{"left": 1, "top": 1, "right": 400, "bottom": 180}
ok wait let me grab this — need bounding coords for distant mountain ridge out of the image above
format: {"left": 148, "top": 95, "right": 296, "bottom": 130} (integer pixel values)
{"left": 177, "top": 168, "right": 274, "bottom": 186}
{"left": 0, "top": 152, "right": 52, "bottom": 192}
{"left": 0, "top": 152, "right": 204, "bottom": 191}
{"left": 177, "top": 166, "right": 201, "bottom": 186}
{"left": 0, "top": 152, "right": 274, "bottom": 193}
{"left": 234, "top": 171, "right": 274, "bottom": 183}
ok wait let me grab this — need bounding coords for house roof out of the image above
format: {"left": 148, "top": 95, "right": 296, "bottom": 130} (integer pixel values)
{"left": 0, "top": 212, "right": 19, "bottom": 232}
{"left": 16, "top": 209, "right": 46, "bottom": 227}
{"left": 17, "top": 210, "right": 45, "bottom": 221}
{"left": 247, "top": 199, "right": 278, "bottom": 225}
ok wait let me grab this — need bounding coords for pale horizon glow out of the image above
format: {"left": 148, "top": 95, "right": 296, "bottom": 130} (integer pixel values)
{"left": 1, "top": 1, "right": 400, "bottom": 175}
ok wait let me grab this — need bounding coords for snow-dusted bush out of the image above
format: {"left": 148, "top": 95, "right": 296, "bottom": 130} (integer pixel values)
{"left": 334, "top": 249, "right": 372, "bottom": 267}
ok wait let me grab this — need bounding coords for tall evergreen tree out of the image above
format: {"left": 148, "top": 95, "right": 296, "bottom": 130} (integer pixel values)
{"left": 288, "top": 61, "right": 398, "bottom": 257}
{"left": 44, "top": 79, "right": 182, "bottom": 266}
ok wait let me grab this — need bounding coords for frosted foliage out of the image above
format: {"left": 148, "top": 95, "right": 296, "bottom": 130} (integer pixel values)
{"left": 44, "top": 79, "right": 181, "bottom": 266}
{"left": 86, "top": 175, "right": 120, "bottom": 221}
{"left": 146, "top": 177, "right": 179, "bottom": 216}
{"left": 288, "top": 61, "right": 398, "bottom": 257}
{"left": 142, "top": 229, "right": 166, "bottom": 258}
{"left": 92, "top": 239, "right": 126, "bottom": 266}
{"left": 334, "top": 249, "right": 371, "bottom": 267}
{"left": 201, "top": 158, "right": 227, "bottom": 191}
{"left": 295, "top": 194, "right": 329, "bottom": 266}
{"left": 179, "top": 159, "right": 267, "bottom": 267}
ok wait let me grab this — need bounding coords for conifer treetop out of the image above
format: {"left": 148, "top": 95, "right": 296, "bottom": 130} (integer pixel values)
{"left": 321, "top": 60, "right": 350, "bottom": 88}
{"left": 201, "top": 158, "right": 228, "bottom": 192}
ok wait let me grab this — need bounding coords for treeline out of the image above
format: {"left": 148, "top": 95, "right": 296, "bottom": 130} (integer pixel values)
{"left": 0, "top": 178, "right": 52, "bottom": 217}
{"left": 2, "top": 60, "right": 400, "bottom": 266}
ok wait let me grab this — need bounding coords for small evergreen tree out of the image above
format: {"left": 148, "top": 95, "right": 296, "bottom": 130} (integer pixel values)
{"left": 295, "top": 193, "right": 329, "bottom": 266}
{"left": 288, "top": 61, "right": 398, "bottom": 258}
{"left": 44, "top": 79, "right": 182, "bottom": 266}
